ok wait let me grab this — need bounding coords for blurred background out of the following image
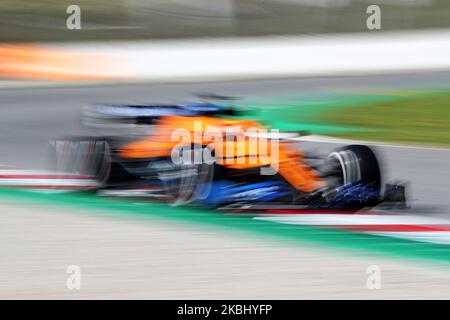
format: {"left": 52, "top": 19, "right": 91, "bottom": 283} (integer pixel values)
{"left": 1, "top": 0, "right": 450, "bottom": 300}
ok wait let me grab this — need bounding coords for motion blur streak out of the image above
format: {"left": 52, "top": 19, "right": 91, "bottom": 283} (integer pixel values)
{"left": 0, "top": 44, "right": 120, "bottom": 80}
{"left": 1, "top": 0, "right": 450, "bottom": 300}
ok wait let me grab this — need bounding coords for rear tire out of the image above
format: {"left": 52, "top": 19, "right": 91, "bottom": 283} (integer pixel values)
{"left": 160, "top": 144, "right": 216, "bottom": 206}
{"left": 49, "top": 137, "right": 112, "bottom": 186}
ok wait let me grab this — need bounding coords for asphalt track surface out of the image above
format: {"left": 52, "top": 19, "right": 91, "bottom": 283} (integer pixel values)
{"left": 4, "top": 198, "right": 450, "bottom": 299}
{"left": 0, "top": 71, "right": 449, "bottom": 214}
{"left": 1, "top": 72, "right": 450, "bottom": 298}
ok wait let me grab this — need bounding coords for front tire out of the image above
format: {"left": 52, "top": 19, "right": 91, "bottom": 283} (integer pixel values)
{"left": 327, "top": 144, "right": 381, "bottom": 196}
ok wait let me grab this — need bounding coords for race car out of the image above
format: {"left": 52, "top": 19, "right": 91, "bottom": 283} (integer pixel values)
{"left": 49, "top": 96, "right": 406, "bottom": 211}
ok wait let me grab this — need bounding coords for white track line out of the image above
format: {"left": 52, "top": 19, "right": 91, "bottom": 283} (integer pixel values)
{"left": 255, "top": 214, "right": 450, "bottom": 226}
{"left": 0, "top": 168, "right": 98, "bottom": 189}
{"left": 369, "top": 231, "right": 450, "bottom": 245}
{"left": 294, "top": 135, "right": 450, "bottom": 151}
{"left": 0, "top": 179, "right": 98, "bottom": 187}
{"left": 256, "top": 214, "right": 450, "bottom": 245}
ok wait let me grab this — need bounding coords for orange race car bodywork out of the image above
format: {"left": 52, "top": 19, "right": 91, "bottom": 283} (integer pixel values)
{"left": 119, "top": 115, "right": 325, "bottom": 193}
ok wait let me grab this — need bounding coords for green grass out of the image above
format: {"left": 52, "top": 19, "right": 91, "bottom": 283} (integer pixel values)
{"left": 319, "top": 92, "right": 450, "bottom": 147}
{"left": 241, "top": 89, "right": 450, "bottom": 147}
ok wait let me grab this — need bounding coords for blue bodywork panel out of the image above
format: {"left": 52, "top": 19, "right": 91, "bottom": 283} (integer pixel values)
{"left": 94, "top": 102, "right": 228, "bottom": 118}
{"left": 327, "top": 182, "right": 380, "bottom": 208}
{"left": 199, "top": 180, "right": 292, "bottom": 206}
